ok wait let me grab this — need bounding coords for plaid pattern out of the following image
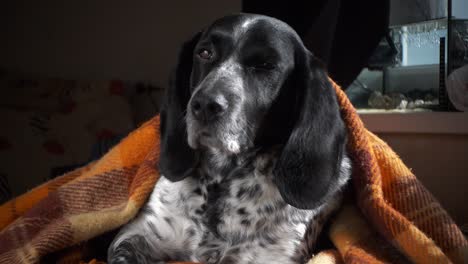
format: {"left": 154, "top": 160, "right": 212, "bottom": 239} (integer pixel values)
{"left": 0, "top": 80, "right": 466, "bottom": 264}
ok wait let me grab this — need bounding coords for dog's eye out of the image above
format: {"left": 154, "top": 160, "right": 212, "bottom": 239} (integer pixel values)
{"left": 254, "top": 62, "right": 275, "bottom": 70}
{"left": 198, "top": 49, "right": 213, "bottom": 60}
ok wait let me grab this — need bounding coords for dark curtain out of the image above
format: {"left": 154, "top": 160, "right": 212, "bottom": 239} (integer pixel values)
{"left": 243, "top": 0, "right": 390, "bottom": 89}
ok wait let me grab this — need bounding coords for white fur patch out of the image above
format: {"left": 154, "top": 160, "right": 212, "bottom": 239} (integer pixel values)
{"left": 225, "top": 137, "right": 240, "bottom": 153}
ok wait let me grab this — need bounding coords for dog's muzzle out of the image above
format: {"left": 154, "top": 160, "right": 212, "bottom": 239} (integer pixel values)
{"left": 187, "top": 89, "right": 244, "bottom": 154}
{"left": 190, "top": 91, "right": 229, "bottom": 123}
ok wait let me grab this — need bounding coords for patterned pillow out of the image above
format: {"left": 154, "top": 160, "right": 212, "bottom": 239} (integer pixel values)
{"left": 0, "top": 75, "right": 136, "bottom": 203}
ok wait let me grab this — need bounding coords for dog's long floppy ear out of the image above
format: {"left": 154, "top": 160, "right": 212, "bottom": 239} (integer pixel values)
{"left": 159, "top": 32, "right": 201, "bottom": 182}
{"left": 273, "top": 48, "right": 347, "bottom": 209}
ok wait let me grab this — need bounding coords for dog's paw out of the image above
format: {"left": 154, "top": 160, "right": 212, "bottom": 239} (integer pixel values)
{"left": 108, "top": 235, "right": 165, "bottom": 264}
{"left": 107, "top": 255, "right": 132, "bottom": 264}
{"left": 108, "top": 249, "right": 141, "bottom": 264}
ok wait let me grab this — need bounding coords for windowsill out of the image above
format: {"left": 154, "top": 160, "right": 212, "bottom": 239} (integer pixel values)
{"left": 358, "top": 110, "right": 468, "bottom": 134}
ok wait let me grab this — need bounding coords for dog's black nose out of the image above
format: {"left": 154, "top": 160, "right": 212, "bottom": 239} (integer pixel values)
{"left": 191, "top": 93, "right": 228, "bottom": 121}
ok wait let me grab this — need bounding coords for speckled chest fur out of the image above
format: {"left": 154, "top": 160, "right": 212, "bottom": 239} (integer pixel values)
{"left": 110, "top": 151, "right": 348, "bottom": 264}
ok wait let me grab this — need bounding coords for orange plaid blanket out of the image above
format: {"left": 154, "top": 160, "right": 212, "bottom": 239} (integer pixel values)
{"left": 0, "top": 81, "right": 466, "bottom": 264}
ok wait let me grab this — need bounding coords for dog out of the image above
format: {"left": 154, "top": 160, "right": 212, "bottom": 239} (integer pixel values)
{"left": 108, "top": 13, "right": 351, "bottom": 264}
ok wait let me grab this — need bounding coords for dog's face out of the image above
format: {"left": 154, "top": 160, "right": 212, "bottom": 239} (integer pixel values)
{"left": 186, "top": 15, "right": 297, "bottom": 154}
{"left": 160, "top": 14, "right": 347, "bottom": 210}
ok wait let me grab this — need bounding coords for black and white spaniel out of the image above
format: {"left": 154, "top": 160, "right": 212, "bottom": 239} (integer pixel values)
{"left": 108, "top": 13, "right": 351, "bottom": 264}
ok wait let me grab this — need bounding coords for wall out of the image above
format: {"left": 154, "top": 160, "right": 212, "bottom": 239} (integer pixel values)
{"left": 361, "top": 112, "right": 468, "bottom": 226}
{"left": 0, "top": 0, "right": 241, "bottom": 87}
{"left": 453, "top": 0, "right": 468, "bottom": 19}
{"left": 376, "top": 133, "right": 468, "bottom": 226}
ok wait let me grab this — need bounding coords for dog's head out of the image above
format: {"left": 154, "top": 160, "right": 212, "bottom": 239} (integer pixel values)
{"left": 160, "top": 14, "right": 347, "bottom": 209}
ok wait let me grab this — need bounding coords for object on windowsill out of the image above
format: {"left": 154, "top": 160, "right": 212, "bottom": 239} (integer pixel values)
{"left": 446, "top": 65, "right": 468, "bottom": 111}
{"left": 368, "top": 91, "right": 395, "bottom": 109}
{"left": 368, "top": 91, "right": 438, "bottom": 110}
